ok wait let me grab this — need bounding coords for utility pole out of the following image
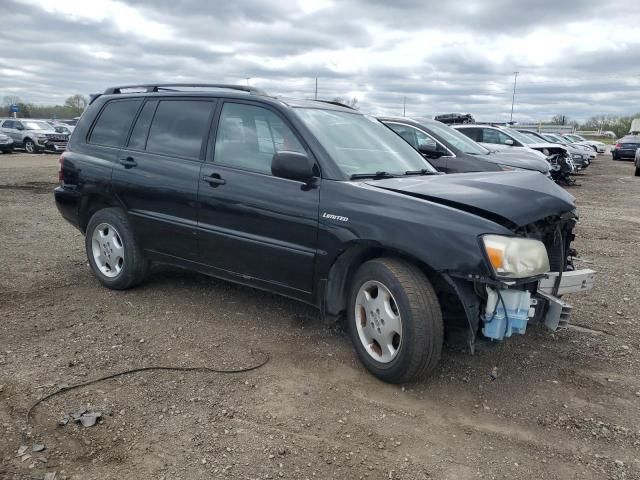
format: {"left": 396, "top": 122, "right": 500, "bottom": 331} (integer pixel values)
{"left": 403, "top": 96, "right": 406, "bottom": 117}
{"left": 315, "top": 77, "right": 318, "bottom": 100}
{"left": 509, "top": 71, "right": 519, "bottom": 123}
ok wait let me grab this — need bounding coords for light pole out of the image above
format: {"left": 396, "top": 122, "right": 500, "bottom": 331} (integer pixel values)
{"left": 509, "top": 71, "right": 519, "bottom": 123}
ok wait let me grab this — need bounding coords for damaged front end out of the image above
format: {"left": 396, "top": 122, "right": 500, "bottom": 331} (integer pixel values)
{"left": 446, "top": 211, "right": 595, "bottom": 349}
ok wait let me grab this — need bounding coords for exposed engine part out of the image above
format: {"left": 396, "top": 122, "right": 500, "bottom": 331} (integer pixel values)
{"left": 536, "top": 291, "right": 572, "bottom": 330}
{"left": 482, "top": 287, "right": 534, "bottom": 341}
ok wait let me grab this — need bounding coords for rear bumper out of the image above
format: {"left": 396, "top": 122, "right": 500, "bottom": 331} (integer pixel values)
{"left": 54, "top": 186, "right": 81, "bottom": 229}
{"left": 612, "top": 149, "right": 636, "bottom": 159}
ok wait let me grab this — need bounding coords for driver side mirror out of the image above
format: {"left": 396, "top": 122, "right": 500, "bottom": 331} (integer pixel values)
{"left": 271, "top": 151, "right": 315, "bottom": 182}
{"left": 15, "top": 124, "right": 24, "bottom": 131}
{"left": 504, "top": 138, "right": 514, "bottom": 146}
{"left": 418, "top": 144, "right": 444, "bottom": 158}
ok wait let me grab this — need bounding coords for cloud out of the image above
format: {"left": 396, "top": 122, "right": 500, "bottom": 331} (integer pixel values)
{"left": 1, "top": 0, "right": 639, "bottom": 122}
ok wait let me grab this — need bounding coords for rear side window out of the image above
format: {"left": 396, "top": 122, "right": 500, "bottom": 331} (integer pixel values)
{"left": 145, "top": 100, "right": 214, "bottom": 160}
{"left": 89, "top": 100, "right": 142, "bottom": 147}
{"left": 127, "top": 100, "right": 157, "bottom": 150}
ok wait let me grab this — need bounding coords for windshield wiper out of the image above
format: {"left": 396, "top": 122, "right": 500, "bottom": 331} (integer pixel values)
{"left": 350, "top": 171, "right": 399, "bottom": 180}
{"left": 404, "top": 169, "right": 439, "bottom": 176}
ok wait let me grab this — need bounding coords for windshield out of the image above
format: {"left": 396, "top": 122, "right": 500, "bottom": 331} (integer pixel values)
{"left": 520, "top": 131, "right": 544, "bottom": 143}
{"left": 295, "top": 108, "right": 436, "bottom": 176}
{"left": 22, "top": 121, "right": 51, "bottom": 130}
{"left": 416, "top": 119, "right": 489, "bottom": 155}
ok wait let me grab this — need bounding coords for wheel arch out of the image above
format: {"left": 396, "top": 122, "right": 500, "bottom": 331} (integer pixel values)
{"left": 323, "top": 243, "right": 469, "bottom": 338}
{"left": 79, "top": 194, "right": 120, "bottom": 233}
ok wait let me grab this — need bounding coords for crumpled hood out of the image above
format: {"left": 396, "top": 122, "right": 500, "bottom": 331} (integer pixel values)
{"left": 365, "top": 171, "right": 576, "bottom": 227}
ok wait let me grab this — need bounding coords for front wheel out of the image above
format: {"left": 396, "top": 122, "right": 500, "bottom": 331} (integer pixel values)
{"left": 347, "top": 258, "right": 443, "bottom": 383}
{"left": 24, "top": 138, "right": 37, "bottom": 153}
{"left": 635, "top": 166, "right": 640, "bottom": 177}
{"left": 85, "top": 208, "right": 148, "bottom": 290}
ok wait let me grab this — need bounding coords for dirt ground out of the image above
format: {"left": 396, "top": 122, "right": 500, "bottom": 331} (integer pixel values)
{"left": 1, "top": 150, "right": 639, "bottom": 480}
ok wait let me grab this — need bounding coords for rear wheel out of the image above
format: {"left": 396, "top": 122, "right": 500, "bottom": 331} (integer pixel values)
{"left": 85, "top": 208, "right": 148, "bottom": 290}
{"left": 347, "top": 258, "right": 443, "bottom": 383}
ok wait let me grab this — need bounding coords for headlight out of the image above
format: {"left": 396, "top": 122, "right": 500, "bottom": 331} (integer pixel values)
{"left": 572, "top": 154, "right": 582, "bottom": 160}
{"left": 482, "top": 234, "right": 550, "bottom": 279}
{"left": 542, "top": 148, "right": 550, "bottom": 156}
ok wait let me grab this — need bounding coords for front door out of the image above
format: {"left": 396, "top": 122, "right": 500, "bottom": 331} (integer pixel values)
{"left": 197, "top": 101, "right": 320, "bottom": 296}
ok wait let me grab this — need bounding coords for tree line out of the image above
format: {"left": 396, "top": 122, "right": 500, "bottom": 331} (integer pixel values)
{"left": 2, "top": 94, "right": 88, "bottom": 119}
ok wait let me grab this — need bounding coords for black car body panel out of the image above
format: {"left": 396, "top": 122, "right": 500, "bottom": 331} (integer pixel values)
{"left": 365, "top": 171, "right": 575, "bottom": 228}
{"left": 55, "top": 86, "right": 587, "bottom": 352}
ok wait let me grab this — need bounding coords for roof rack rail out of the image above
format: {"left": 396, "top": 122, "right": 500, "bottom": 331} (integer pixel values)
{"left": 103, "top": 83, "right": 269, "bottom": 96}
{"left": 313, "top": 100, "right": 356, "bottom": 110}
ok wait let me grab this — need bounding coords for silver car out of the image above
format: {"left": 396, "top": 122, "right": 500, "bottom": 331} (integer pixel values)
{"left": 0, "top": 118, "right": 69, "bottom": 153}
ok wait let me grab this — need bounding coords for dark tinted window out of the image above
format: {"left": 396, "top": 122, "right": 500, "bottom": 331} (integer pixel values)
{"left": 127, "top": 101, "right": 157, "bottom": 150}
{"left": 90, "top": 100, "right": 141, "bottom": 147}
{"left": 214, "top": 103, "right": 305, "bottom": 174}
{"left": 146, "top": 100, "right": 213, "bottom": 159}
{"left": 457, "top": 127, "right": 481, "bottom": 142}
{"left": 2, "top": 120, "right": 14, "bottom": 128}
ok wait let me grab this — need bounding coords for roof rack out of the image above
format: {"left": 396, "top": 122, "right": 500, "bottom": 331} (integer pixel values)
{"left": 313, "top": 100, "right": 356, "bottom": 110}
{"left": 103, "top": 83, "right": 269, "bottom": 96}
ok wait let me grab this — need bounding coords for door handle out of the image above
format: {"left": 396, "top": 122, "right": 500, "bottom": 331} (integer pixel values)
{"left": 202, "top": 174, "right": 226, "bottom": 186}
{"left": 119, "top": 157, "right": 137, "bottom": 168}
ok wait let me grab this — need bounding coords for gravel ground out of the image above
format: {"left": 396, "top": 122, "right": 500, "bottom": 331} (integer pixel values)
{"left": 1, "top": 151, "right": 639, "bottom": 480}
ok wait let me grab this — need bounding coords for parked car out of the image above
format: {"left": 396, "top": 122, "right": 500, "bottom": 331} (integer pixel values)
{"left": 0, "top": 118, "right": 69, "bottom": 153}
{"left": 54, "top": 83, "right": 595, "bottom": 383}
{"left": 612, "top": 134, "right": 640, "bottom": 161}
{"left": 0, "top": 132, "right": 14, "bottom": 153}
{"left": 517, "top": 130, "right": 590, "bottom": 170}
{"left": 539, "top": 133, "right": 596, "bottom": 161}
{"left": 433, "top": 113, "right": 475, "bottom": 125}
{"left": 561, "top": 134, "right": 606, "bottom": 153}
{"left": 379, "top": 116, "right": 549, "bottom": 175}
{"left": 453, "top": 124, "right": 575, "bottom": 184}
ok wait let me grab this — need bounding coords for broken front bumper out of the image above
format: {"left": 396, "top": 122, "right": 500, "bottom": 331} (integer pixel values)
{"left": 481, "top": 269, "right": 596, "bottom": 341}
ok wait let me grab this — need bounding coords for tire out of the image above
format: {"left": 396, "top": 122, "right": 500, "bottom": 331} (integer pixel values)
{"left": 635, "top": 167, "right": 640, "bottom": 177}
{"left": 347, "top": 257, "right": 443, "bottom": 383}
{"left": 85, "top": 207, "right": 148, "bottom": 290}
{"left": 23, "top": 138, "right": 37, "bottom": 154}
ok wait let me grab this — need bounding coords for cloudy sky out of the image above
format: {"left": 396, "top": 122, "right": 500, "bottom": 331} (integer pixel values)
{"left": 1, "top": 0, "right": 639, "bottom": 122}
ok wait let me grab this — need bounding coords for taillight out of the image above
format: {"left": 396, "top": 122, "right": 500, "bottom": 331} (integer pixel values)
{"left": 58, "top": 154, "right": 65, "bottom": 185}
{"left": 614, "top": 143, "right": 622, "bottom": 149}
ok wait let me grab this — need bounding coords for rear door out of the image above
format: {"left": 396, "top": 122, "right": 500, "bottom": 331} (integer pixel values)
{"left": 197, "top": 100, "right": 320, "bottom": 296}
{"left": 110, "top": 97, "right": 216, "bottom": 261}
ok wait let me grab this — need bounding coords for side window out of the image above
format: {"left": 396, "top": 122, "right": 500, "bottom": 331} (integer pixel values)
{"left": 213, "top": 103, "right": 305, "bottom": 174}
{"left": 90, "top": 100, "right": 142, "bottom": 147}
{"left": 414, "top": 130, "right": 437, "bottom": 149}
{"left": 2, "top": 120, "right": 14, "bottom": 128}
{"left": 458, "top": 127, "right": 481, "bottom": 142}
{"left": 483, "top": 128, "right": 511, "bottom": 145}
{"left": 127, "top": 101, "right": 157, "bottom": 150}
{"left": 387, "top": 124, "right": 418, "bottom": 148}
{"left": 146, "top": 100, "right": 213, "bottom": 159}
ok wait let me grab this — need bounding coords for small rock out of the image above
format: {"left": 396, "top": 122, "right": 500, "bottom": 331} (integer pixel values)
{"left": 17, "top": 445, "right": 28, "bottom": 456}
{"left": 139, "top": 338, "right": 145, "bottom": 343}
{"left": 490, "top": 367, "right": 498, "bottom": 380}
{"left": 615, "top": 311, "right": 623, "bottom": 316}
{"left": 44, "top": 472, "right": 57, "bottom": 480}
{"left": 614, "top": 460, "right": 624, "bottom": 467}
{"left": 378, "top": 443, "right": 385, "bottom": 449}
{"left": 32, "top": 444, "right": 46, "bottom": 453}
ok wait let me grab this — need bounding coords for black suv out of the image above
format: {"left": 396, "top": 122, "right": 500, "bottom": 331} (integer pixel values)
{"left": 55, "top": 84, "right": 595, "bottom": 383}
